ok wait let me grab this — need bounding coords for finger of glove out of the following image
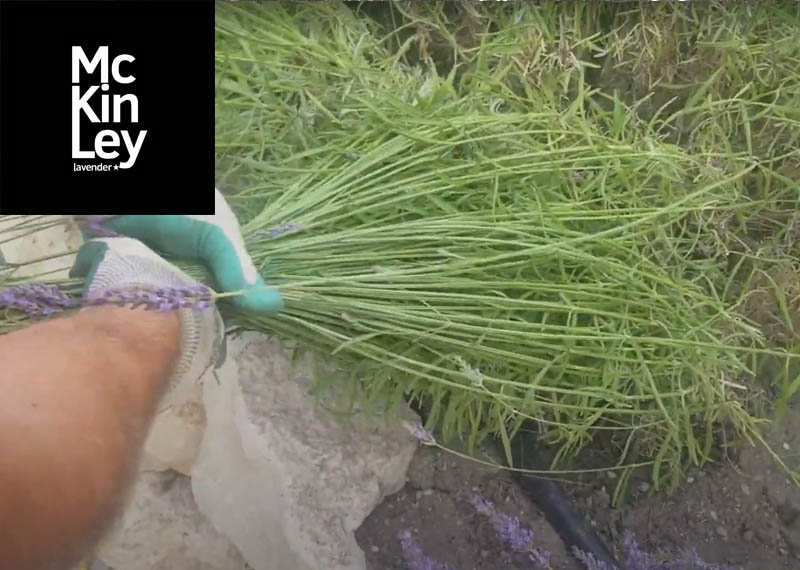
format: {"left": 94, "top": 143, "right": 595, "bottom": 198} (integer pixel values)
{"left": 231, "top": 275, "right": 284, "bottom": 314}
{"left": 69, "top": 240, "right": 110, "bottom": 297}
{"left": 202, "top": 226, "right": 284, "bottom": 314}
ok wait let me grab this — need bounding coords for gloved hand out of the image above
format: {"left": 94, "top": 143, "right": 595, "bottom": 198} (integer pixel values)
{"left": 69, "top": 237, "right": 226, "bottom": 406}
{"left": 75, "top": 188, "right": 284, "bottom": 314}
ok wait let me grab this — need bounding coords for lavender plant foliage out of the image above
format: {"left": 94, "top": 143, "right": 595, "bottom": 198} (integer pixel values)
{"left": 397, "top": 530, "right": 458, "bottom": 570}
{"left": 623, "top": 532, "right": 652, "bottom": 570}
{"left": 572, "top": 532, "right": 739, "bottom": 570}
{"left": 0, "top": 283, "right": 75, "bottom": 316}
{"left": 468, "top": 495, "right": 551, "bottom": 568}
{"left": 660, "top": 548, "right": 739, "bottom": 570}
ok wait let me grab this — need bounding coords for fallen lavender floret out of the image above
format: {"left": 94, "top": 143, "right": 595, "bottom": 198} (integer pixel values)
{"left": 0, "top": 283, "right": 75, "bottom": 316}
{"left": 85, "top": 284, "right": 213, "bottom": 312}
{"left": 468, "top": 495, "right": 551, "bottom": 568}
{"left": 251, "top": 222, "right": 303, "bottom": 240}
{"left": 410, "top": 423, "right": 435, "bottom": 444}
{"left": 397, "top": 530, "right": 458, "bottom": 570}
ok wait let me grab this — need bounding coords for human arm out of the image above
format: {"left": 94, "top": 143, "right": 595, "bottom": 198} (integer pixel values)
{"left": 0, "top": 188, "right": 280, "bottom": 569}
{"left": 0, "top": 236, "right": 225, "bottom": 570}
{"left": 0, "top": 305, "right": 180, "bottom": 570}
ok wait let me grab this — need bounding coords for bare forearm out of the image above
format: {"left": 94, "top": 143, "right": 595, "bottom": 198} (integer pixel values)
{"left": 0, "top": 306, "right": 180, "bottom": 570}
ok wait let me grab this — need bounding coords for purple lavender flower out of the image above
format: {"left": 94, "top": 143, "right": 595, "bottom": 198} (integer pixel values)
{"left": 410, "top": 423, "right": 435, "bottom": 444}
{"left": 623, "top": 531, "right": 653, "bottom": 570}
{"left": 86, "top": 284, "right": 212, "bottom": 312}
{"left": 397, "top": 530, "right": 458, "bottom": 570}
{"left": 0, "top": 283, "right": 75, "bottom": 316}
{"left": 468, "top": 495, "right": 551, "bottom": 568}
{"left": 575, "top": 531, "right": 739, "bottom": 570}
{"left": 661, "top": 548, "right": 739, "bottom": 570}
{"left": 0, "top": 282, "right": 214, "bottom": 317}
{"left": 74, "top": 215, "right": 121, "bottom": 237}
{"left": 574, "top": 536, "right": 739, "bottom": 570}
{"left": 572, "top": 546, "right": 619, "bottom": 570}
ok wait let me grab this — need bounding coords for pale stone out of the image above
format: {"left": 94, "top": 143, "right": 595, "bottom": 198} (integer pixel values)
{"left": 141, "top": 385, "right": 206, "bottom": 475}
{"left": 0, "top": 215, "right": 83, "bottom": 278}
{"left": 191, "top": 332, "right": 418, "bottom": 570}
{"left": 95, "top": 470, "right": 248, "bottom": 570}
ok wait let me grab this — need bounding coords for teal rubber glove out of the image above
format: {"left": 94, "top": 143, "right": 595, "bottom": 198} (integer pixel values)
{"left": 77, "top": 188, "right": 284, "bottom": 314}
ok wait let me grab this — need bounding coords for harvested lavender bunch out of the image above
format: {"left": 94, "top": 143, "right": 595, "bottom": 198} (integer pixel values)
{"left": 85, "top": 285, "right": 213, "bottom": 312}
{"left": 468, "top": 495, "right": 551, "bottom": 568}
{"left": 0, "top": 283, "right": 75, "bottom": 316}
{"left": 397, "top": 530, "right": 458, "bottom": 570}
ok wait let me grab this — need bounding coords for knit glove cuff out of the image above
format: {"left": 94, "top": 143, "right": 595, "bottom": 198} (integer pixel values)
{"left": 70, "top": 238, "right": 225, "bottom": 407}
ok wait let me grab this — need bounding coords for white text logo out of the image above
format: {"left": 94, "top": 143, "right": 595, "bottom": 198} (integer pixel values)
{"left": 71, "top": 46, "right": 147, "bottom": 170}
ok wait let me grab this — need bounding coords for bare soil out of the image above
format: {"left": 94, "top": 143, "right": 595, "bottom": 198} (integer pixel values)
{"left": 357, "top": 397, "right": 800, "bottom": 570}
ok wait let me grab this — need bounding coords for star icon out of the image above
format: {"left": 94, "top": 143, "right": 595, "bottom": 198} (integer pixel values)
{"left": 113, "top": 164, "right": 119, "bottom": 171}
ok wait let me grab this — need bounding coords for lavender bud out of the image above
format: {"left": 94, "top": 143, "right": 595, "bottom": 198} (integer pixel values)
{"left": 468, "top": 495, "right": 550, "bottom": 568}
{"left": 572, "top": 547, "right": 618, "bottom": 570}
{"left": 616, "top": 532, "right": 739, "bottom": 570}
{"left": 252, "top": 222, "right": 304, "bottom": 240}
{"left": 622, "top": 531, "right": 651, "bottom": 570}
{"left": 411, "top": 424, "right": 434, "bottom": 443}
{"left": 0, "top": 283, "right": 75, "bottom": 317}
{"left": 1, "top": 282, "right": 216, "bottom": 317}
{"left": 87, "top": 284, "right": 214, "bottom": 312}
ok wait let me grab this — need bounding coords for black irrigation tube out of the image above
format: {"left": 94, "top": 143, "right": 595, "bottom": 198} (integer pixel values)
{"left": 503, "top": 428, "right": 624, "bottom": 570}
{"left": 410, "top": 397, "right": 625, "bottom": 570}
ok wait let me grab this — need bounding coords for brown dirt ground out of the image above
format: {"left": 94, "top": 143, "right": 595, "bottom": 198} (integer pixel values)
{"left": 357, "top": 396, "right": 800, "bottom": 570}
